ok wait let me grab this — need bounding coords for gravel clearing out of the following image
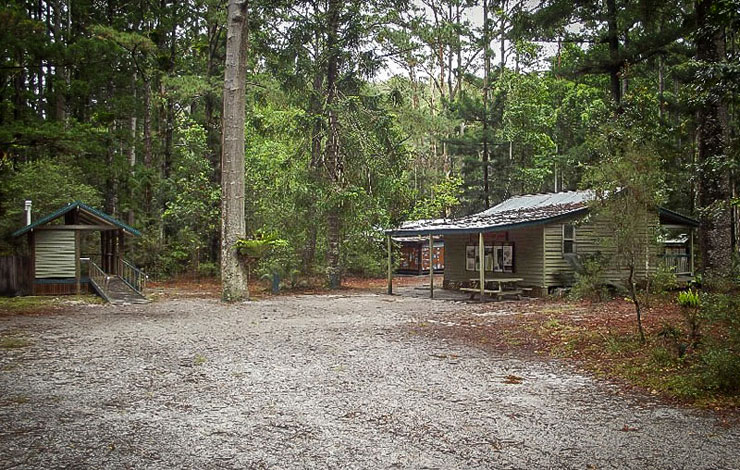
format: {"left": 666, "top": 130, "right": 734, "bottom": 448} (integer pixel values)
{"left": 0, "top": 292, "right": 738, "bottom": 469}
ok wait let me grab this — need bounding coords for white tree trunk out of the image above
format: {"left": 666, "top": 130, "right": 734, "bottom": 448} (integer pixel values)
{"left": 220, "top": 0, "right": 249, "bottom": 301}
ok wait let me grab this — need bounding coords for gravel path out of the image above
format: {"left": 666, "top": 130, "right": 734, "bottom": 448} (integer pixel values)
{"left": 0, "top": 293, "right": 738, "bottom": 469}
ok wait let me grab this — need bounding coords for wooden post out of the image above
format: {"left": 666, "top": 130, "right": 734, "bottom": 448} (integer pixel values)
{"left": 111, "top": 230, "right": 119, "bottom": 275}
{"left": 28, "top": 231, "right": 35, "bottom": 295}
{"left": 75, "top": 230, "right": 81, "bottom": 295}
{"left": 418, "top": 242, "right": 423, "bottom": 275}
{"left": 429, "top": 233, "right": 434, "bottom": 298}
{"left": 690, "top": 229, "right": 695, "bottom": 276}
{"left": 387, "top": 234, "right": 393, "bottom": 295}
{"left": 100, "top": 231, "right": 105, "bottom": 272}
{"left": 479, "top": 232, "right": 485, "bottom": 300}
{"left": 118, "top": 229, "right": 125, "bottom": 275}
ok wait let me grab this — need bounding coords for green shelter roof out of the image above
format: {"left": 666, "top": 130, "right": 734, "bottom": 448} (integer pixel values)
{"left": 12, "top": 202, "right": 142, "bottom": 237}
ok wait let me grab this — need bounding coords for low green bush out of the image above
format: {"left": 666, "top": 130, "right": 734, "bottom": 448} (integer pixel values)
{"left": 649, "top": 264, "right": 679, "bottom": 295}
{"left": 570, "top": 254, "right": 609, "bottom": 301}
{"left": 699, "top": 347, "right": 740, "bottom": 394}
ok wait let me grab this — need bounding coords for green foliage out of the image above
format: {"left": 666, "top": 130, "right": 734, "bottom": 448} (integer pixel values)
{"left": 677, "top": 289, "right": 700, "bottom": 308}
{"left": 570, "top": 253, "right": 609, "bottom": 301}
{"left": 409, "top": 176, "right": 463, "bottom": 220}
{"left": 0, "top": 0, "right": 735, "bottom": 291}
{"left": 649, "top": 264, "right": 679, "bottom": 295}
{"left": 235, "top": 232, "right": 289, "bottom": 259}
{"left": 699, "top": 347, "right": 740, "bottom": 394}
{"left": 698, "top": 293, "right": 740, "bottom": 394}
{"left": 0, "top": 159, "right": 102, "bottom": 253}
{"left": 156, "top": 114, "right": 220, "bottom": 277}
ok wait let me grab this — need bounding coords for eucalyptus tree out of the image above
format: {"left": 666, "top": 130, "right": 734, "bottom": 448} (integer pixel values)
{"left": 221, "top": 0, "right": 249, "bottom": 301}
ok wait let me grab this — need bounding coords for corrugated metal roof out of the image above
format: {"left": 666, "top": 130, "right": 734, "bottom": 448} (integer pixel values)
{"left": 482, "top": 190, "right": 594, "bottom": 215}
{"left": 12, "top": 202, "right": 142, "bottom": 237}
{"left": 388, "top": 189, "right": 699, "bottom": 236}
{"left": 388, "top": 190, "right": 592, "bottom": 236}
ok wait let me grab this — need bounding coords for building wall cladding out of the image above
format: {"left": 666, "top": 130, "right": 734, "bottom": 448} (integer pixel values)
{"left": 443, "top": 212, "right": 660, "bottom": 294}
{"left": 443, "top": 226, "right": 544, "bottom": 289}
{"left": 35, "top": 230, "right": 76, "bottom": 278}
{"left": 543, "top": 213, "right": 660, "bottom": 288}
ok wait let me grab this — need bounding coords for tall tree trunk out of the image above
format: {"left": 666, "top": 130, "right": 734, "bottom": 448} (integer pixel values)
{"left": 482, "top": 0, "right": 490, "bottom": 208}
{"left": 500, "top": 0, "right": 506, "bottom": 75}
{"left": 658, "top": 54, "right": 665, "bottom": 122}
{"left": 695, "top": 0, "right": 733, "bottom": 284}
{"left": 303, "top": 61, "right": 324, "bottom": 274}
{"left": 52, "top": 0, "right": 66, "bottom": 121}
{"left": 128, "top": 73, "right": 137, "bottom": 226}
{"left": 220, "top": 0, "right": 249, "bottom": 301}
{"left": 606, "top": 0, "right": 622, "bottom": 107}
{"left": 143, "top": 78, "right": 153, "bottom": 217}
{"left": 325, "top": 0, "right": 342, "bottom": 289}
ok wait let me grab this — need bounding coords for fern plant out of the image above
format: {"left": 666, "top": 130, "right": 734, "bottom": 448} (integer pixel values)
{"left": 677, "top": 289, "right": 702, "bottom": 348}
{"left": 677, "top": 289, "right": 700, "bottom": 308}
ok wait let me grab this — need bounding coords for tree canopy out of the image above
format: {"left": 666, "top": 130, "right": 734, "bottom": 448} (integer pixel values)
{"left": 1, "top": 0, "right": 738, "bottom": 287}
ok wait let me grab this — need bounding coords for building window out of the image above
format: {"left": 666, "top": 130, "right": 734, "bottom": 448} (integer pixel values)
{"left": 466, "top": 243, "right": 514, "bottom": 272}
{"left": 563, "top": 224, "right": 576, "bottom": 255}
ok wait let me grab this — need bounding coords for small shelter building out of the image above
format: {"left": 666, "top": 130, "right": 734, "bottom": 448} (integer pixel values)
{"left": 12, "top": 202, "right": 146, "bottom": 302}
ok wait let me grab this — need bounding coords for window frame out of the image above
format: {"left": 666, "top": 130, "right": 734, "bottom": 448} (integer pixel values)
{"left": 562, "top": 223, "right": 576, "bottom": 256}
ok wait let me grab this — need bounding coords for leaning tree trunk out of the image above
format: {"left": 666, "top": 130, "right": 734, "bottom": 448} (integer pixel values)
{"left": 695, "top": 0, "right": 733, "bottom": 285}
{"left": 220, "top": 0, "right": 249, "bottom": 302}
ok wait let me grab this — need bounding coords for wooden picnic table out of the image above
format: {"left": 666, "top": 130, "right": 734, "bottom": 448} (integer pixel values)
{"left": 460, "top": 277, "right": 525, "bottom": 300}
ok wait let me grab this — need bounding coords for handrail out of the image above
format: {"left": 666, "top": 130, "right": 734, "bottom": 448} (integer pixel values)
{"left": 118, "top": 258, "right": 147, "bottom": 295}
{"left": 86, "top": 259, "right": 113, "bottom": 302}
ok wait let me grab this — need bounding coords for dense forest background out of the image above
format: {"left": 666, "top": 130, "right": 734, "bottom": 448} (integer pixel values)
{"left": 1, "top": 0, "right": 738, "bottom": 284}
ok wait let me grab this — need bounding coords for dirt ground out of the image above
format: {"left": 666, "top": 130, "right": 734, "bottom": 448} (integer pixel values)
{"left": 1, "top": 287, "right": 738, "bottom": 469}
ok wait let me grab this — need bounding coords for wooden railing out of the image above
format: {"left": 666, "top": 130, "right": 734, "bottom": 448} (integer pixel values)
{"left": 661, "top": 254, "right": 691, "bottom": 275}
{"left": 118, "top": 258, "right": 147, "bottom": 295}
{"left": 86, "top": 259, "right": 112, "bottom": 302}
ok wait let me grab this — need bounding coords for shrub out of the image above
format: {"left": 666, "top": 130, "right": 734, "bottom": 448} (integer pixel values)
{"left": 570, "top": 253, "right": 609, "bottom": 301}
{"left": 196, "top": 262, "right": 219, "bottom": 279}
{"left": 651, "top": 346, "right": 677, "bottom": 367}
{"left": 699, "top": 347, "right": 740, "bottom": 394}
{"left": 649, "top": 264, "right": 679, "bottom": 295}
{"left": 656, "top": 321, "right": 687, "bottom": 358}
{"left": 692, "top": 292, "right": 740, "bottom": 395}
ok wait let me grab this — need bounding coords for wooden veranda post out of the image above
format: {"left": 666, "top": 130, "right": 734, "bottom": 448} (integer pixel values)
{"left": 479, "top": 232, "right": 485, "bottom": 299}
{"left": 75, "top": 230, "right": 81, "bottom": 295}
{"left": 429, "top": 234, "right": 434, "bottom": 298}
{"left": 111, "top": 230, "right": 118, "bottom": 275}
{"left": 690, "top": 229, "right": 695, "bottom": 276}
{"left": 387, "top": 234, "right": 393, "bottom": 295}
{"left": 119, "top": 229, "right": 125, "bottom": 273}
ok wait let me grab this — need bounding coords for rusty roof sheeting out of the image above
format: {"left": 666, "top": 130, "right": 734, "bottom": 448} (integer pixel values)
{"left": 389, "top": 191, "right": 593, "bottom": 236}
